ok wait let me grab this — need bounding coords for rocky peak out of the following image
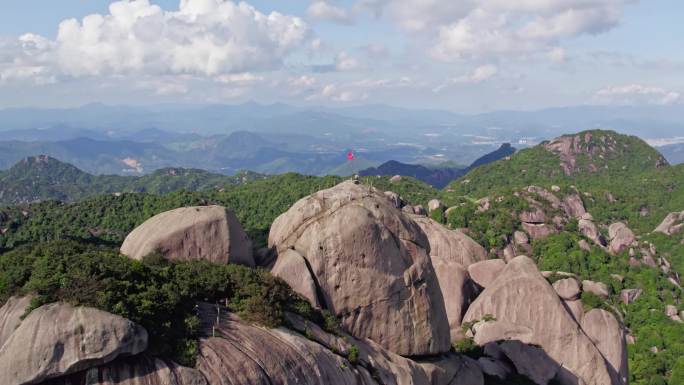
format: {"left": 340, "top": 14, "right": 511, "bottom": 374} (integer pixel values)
{"left": 543, "top": 130, "right": 668, "bottom": 176}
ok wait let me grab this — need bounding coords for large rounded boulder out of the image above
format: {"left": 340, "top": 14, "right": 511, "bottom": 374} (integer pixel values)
{"left": 409, "top": 215, "right": 487, "bottom": 268}
{"left": 463, "top": 256, "right": 619, "bottom": 385}
{"left": 121, "top": 205, "right": 254, "bottom": 266}
{"left": 269, "top": 180, "right": 451, "bottom": 356}
{"left": 0, "top": 302, "right": 148, "bottom": 384}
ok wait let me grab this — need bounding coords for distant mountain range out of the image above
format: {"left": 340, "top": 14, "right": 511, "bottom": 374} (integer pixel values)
{"left": 359, "top": 143, "right": 516, "bottom": 188}
{"left": 0, "top": 102, "right": 682, "bottom": 176}
{"left": 0, "top": 155, "right": 265, "bottom": 205}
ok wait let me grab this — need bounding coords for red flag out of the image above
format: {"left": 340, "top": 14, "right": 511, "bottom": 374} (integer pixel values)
{"left": 347, "top": 151, "right": 354, "bottom": 161}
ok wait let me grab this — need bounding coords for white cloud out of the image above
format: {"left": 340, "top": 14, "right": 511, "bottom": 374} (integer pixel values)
{"left": 362, "top": 0, "right": 630, "bottom": 61}
{"left": 594, "top": 84, "right": 681, "bottom": 105}
{"left": 335, "top": 51, "right": 361, "bottom": 71}
{"left": 1, "top": 0, "right": 309, "bottom": 83}
{"left": 308, "top": 77, "right": 418, "bottom": 102}
{"left": 215, "top": 73, "right": 264, "bottom": 85}
{"left": 433, "top": 64, "right": 498, "bottom": 92}
{"left": 308, "top": 1, "right": 353, "bottom": 24}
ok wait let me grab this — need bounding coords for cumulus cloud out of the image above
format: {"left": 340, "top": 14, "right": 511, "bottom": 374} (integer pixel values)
{"left": 1, "top": 0, "right": 309, "bottom": 84}
{"left": 308, "top": 1, "right": 353, "bottom": 24}
{"left": 0, "top": 35, "right": 55, "bottom": 85}
{"left": 361, "top": 0, "right": 630, "bottom": 61}
{"left": 311, "top": 51, "right": 362, "bottom": 72}
{"left": 594, "top": 84, "right": 681, "bottom": 105}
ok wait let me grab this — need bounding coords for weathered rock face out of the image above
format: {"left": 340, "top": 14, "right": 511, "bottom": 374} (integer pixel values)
{"left": 582, "top": 280, "right": 610, "bottom": 300}
{"left": 654, "top": 211, "right": 684, "bottom": 235}
{"left": 562, "top": 194, "right": 587, "bottom": 218}
{"left": 499, "top": 341, "right": 560, "bottom": 385}
{"left": 431, "top": 257, "right": 478, "bottom": 342}
{"left": 384, "top": 191, "right": 403, "bottom": 209}
{"left": 522, "top": 222, "right": 557, "bottom": 240}
{"left": 121, "top": 206, "right": 254, "bottom": 266}
{"left": 410, "top": 215, "right": 487, "bottom": 268}
{"left": 514, "top": 231, "right": 529, "bottom": 245}
{"left": 0, "top": 303, "right": 148, "bottom": 385}
{"left": 520, "top": 209, "right": 547, "bottom": 224}
{"left": 463, "top": 256, "right": 618, "bottom": 385}
{"left": 0, "top": 295, "right": 33, "bottom": 348}
{"left": 467, "top": 259, "right": 506, "bottom": 289}
{"left": 43, "top": 356, "right": 207, "bottom": 385}
{"left": 407, "top": 215, "right": 484, "bottom": 343}
{"left": 608, "top": 222, "right": 635, "bottom": 255}
{"left": 579, "top": 219, "right": 605, "bottom": 247}
{"left": 271, "top": 249, "right": 321, "bottom": 308}
{"left": 553, "top": 278, "right": 581, "bottom": 301}
{"left": 620, "top": 289, "right": 643, "bottom": 305}
{"left": 197, "top": 306, "right": 482, "bottom": 385}
{"left": 582, "top": 309, "right": 628, "bottom": 385}
{"left": 269, "top": 181, "right": 451, "bottom": 356}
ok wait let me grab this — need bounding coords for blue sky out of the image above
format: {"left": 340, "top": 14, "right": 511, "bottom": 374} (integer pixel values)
{"left": 0, "top": 0, "right": 682, "bottom": 112}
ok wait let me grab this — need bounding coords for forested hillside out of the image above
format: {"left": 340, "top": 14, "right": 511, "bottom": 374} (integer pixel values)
{"left": 1, "top": 129, "right": 683, "bottom": 384}
{"left": 0, "top": 155, "right": 265, "bottom": 205}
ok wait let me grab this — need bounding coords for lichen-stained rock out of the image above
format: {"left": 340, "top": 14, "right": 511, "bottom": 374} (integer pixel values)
{"left": 582, "top": 309, "right": 628, "bottom": 385}
{"left": 0, "top": 295, "right": 33, "bottom": 348}
{"left": 463, "top": 256, "right": 618, "bottom": 385}
{"left": 410, "top": 215, "right": 487, "bottom": 268}
{"left": 0, "top": 303, "right": 148, "bottom": 385}
{"left": 608, "top": 222, "right": 635, "bottom": 255}
{"left": 271, "top": 249, "right": 321, "bottom": 308}
{"left": 467, "top": 259, "right": 506, "bottom": 289}
{"left": 431, "top": 257, "right": 478, "bottom": 342}
{"left": 269, "top": 181, "right": 450, "bottom": 355}
{"left": 121, "top": 205, "right": 254, "bottom": 266}
{"left": 41, "top": 356, "right": 207, "bottom": 385}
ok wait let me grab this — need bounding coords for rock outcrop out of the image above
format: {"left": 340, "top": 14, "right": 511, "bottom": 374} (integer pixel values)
{"left": 410, "top": 215, "right": 487, "bottom": 268}
{"left": 654, "top": 211, "right": 684, "bottom": 235}
{"left": 582, "top": 309, "right": 628, "bottom": 385}
{"left": 463, "top": 256, "right": 619, "bottom": 385}
{"left": 583, "top": 280, "right": 610, "bottom": 299}
{"left": 269, "top": 180, "right": 450, "bottom": 356}
{"left": 467, "top": 259, "right": 506, "bottom": 289}
{"left": 271, "top": 249, "right": 321, "bottom": 308}
{"left": 45, "top": 356, "right": 207, "bottom": 385}
{"left": 0, "top": 295, "right": 33, "bottom": 348}
{"left": 620, "top": 289, "right": 643, "bottom": 305}
{"left": 608, "top": 222, "right": 635, "bottom": 255}
{"left": 553, "top": 278, "right": 581, "bottom": 301}
{"left": 522, "top": 222, "right": 557, "bottom": 240}
{"left": 121, "top": 206, "right": 254, "bottom": 266}
{"left": 197, "top": 305, "right": 481, "bottom": 385}
{"left": 431, "top": 258, "right": 478, "bottom": 342}
{"left": 0, "top": 303, "right": 148, "bottom": 385}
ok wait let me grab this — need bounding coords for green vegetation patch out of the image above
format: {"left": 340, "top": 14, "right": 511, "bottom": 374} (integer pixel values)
{"left": 0, "top": 240, "right": 321, "bottom": 366}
